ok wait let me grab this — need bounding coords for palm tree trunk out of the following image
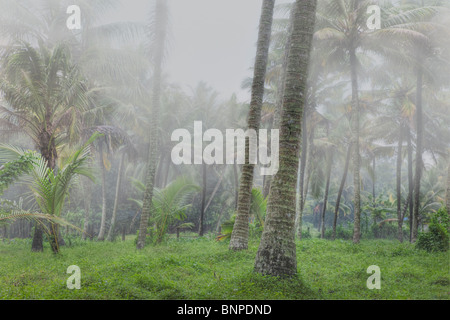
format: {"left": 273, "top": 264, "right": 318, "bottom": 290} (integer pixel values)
{"left": 254, "top": 0, "right": 317, "bottom": 277}
{"left": 136, "top": 0, "right": 167, "bottom": 249}
{"left": 412, "top": 65, "right": 423, "bottom": 243}
{"left": 233, "top": 162, "right": 239, "bottom": 210}
{"left": 263, "top": 7, "right": 296, "bottom": 200}
{"left": 97, "top": 146, "right": 108, "bottom": 241}
{"left": 396, "top": 126, "right": 404, "bottom": 242}
{"left": 229, "top": 0, "right": 275, "bottom": 250}
{"left": 204, "top": 168, "right": 225, "bottom": 213}
{"left": 372, "top": 157, "right": 376, "bottom": 201}
{"left": 107, "top": 152, "right": 125, "bottom": 241}
{"left": 302, "top": 127, "right": 314, "bottom": 212}
{"left": 350, "top": 47, "right": 361, "bottom": 244}
{"left": 321, "top": 148, "right": 333, "bottom": 239}
{"left": 407, "top": 126, "right": 414, "bottom": 241}
{"left": 31, "top": 223, "right": 44, "bottom": 252}
{"left": 82, "top": 176, "right": 92, "bottom": 240}
{"left": 333, "top": 142, "right": 352, "bottom": 240}
{"left": 446, "top": 160, "right": 450, "bottom": 215}
{"left": 198, "top": 162, "right": 207, "bottom": 237}
{"left": 295, "top": 111, "right": 308, "bottom": 239}
{"left": 215, "top": 206, "right": 227, "bottom": 234}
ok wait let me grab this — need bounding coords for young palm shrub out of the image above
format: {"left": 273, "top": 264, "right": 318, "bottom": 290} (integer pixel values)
{"left": 130, "top": 175, "right": 200, "bottom": 244}
{"left": 0, "top": 133, "right": 100, "bottom": 253}
{"left": 217, "top": 188, "right": 267, "bottom": 242}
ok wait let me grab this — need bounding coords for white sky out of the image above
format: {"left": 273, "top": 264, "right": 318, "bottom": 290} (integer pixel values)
{"left": 108, "top": 0, "right": 291, "bottom": 102}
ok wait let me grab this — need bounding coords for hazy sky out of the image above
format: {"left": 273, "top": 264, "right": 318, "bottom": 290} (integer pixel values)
{"left": 109, "top": 0, "right": 290, "bottom": 102}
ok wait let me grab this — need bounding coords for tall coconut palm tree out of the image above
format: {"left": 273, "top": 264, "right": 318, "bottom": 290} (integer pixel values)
{"left": 254, "top": 0, "right": 317, "bottom": 277}
{"left": 229, "top": 0, "right": 275, "bottom": 251}
{"left": 136, "top": 0, "right": 169, "bottom": 249}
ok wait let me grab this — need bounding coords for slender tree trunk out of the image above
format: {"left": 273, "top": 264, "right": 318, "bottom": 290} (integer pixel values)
{"left": 97, "top": 145, "right": 108, "bottom": 241}
{"left": 204, "top": 168, "right": 225, "bottom": 213}
{"left": 372, "top": 157, "right": 376, "bottom": 201}
{"left": 215, "top": 206, "right": 227, "bottom": 234}
{"left": 302, "top": 128, "right": 315, "bottom": 211}
{"left": 136, "top": 0, "right": 167, "bottom": 249}
{"left": 233, "top": 162, "right": 239, "bottom": 210}
{"left": 412, "top": 65, "right": 423, "bottom": 243}
{"left": 446, "top": 160, "right": 450, "bottom": 215}
{"left": 333, "top": 142, "right": 352, "bottom": 240}
{"left": 229, "top": 0, "right": 275, "bottom": 250}
{"left": 198, "top": 162, "right": 207, "bottom": 237}
{"left": 407, "top": 126, "right": 414, "bottom": 242}
{"left": 350, "top": 47, "right": 361, "bottom": 244}
{"left": 295, "top": 111, "right": 308, "bottom": 239}
{"left": 321, "top": 148, "right": 333, "bottom": 239}
{"left": 163, "top": 153, "right": 171, "bottom": 188}
{"left": 396, "top": 126, "right": 404, "bottom": 242}
{"left": 82, "top": 176, "right": 92, "bottom": 240}
{"left": 254, "top": 0, "right": 317, "bottom": 277}
{"left": 107, "top": 152, "right": 125, "bottom": 241}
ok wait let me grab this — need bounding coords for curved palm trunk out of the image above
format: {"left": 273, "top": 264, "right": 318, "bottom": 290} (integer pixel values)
{"left": 254, "top": 0, "right": 317, "bottom": 277}
{"left": 333, "top": 142, "right": 352, "bottom": 240}
{"left": 136, "top": 0, "right": 167, "bottom": 249}
{"left": 350, "top": 47, "right": 361, "bottom": 244}
{"left": 412, "top": 65, "right": 423, "bottom": 243}
{"left": 107, "top": 152, "right": 125, "bottom": 241}
{"left": 229, "top": 0, "right": 275, "bottom": 250}
{"left": 97, "top": 146, "right": 108, "bottom": 241}
{"left": 321, "top": 148, "right": 333, "bottom": 239}
{"left": 396, "top": 126, "right": 404, "bottom": 242}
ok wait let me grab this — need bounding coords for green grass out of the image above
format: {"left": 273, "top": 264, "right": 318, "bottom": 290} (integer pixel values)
{"left": 0, "top": 236, "right": 448, "bottom": 300}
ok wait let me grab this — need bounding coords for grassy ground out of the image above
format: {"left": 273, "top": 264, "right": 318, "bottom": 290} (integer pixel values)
{"left": 0, "top": 236, "right": 448, "bottom": 300}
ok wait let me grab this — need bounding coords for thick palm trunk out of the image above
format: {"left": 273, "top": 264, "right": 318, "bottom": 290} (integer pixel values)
{"left": 333, "top": 142, "right": 352, "bottom": 240}
{"left": 396, "top": 126, "right": 404, "bottom": 242}
{"left": 321, "top": 148, "right": 333, "bottom": 239}
{"left": 97, "top": 146, "right": 108, "bottom": 241}
{"left": 229, "top": 0, "right": 275, "bottom": 250}
{"left": 350, "top": 47, "right": 361, "bottom": 244}
{"left": 254, "top": 0, "right": 317, "bottom": 277}
{"left": 136, "top": 0, "right": 167, "bottom": 249}
{"left": 263, "top": 6, "right": 296, "bottom": 200}
{"left": 412, "top": 66, "right": 423, "bottom": 243}
{"left": 107, "top": 152, "right": 125, "bottom": 241}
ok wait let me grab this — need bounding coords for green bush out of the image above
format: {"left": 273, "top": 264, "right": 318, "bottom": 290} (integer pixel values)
{"left": 416, "top": 207, "right": 449, "bottom": 252}
{"left": 324, "top": 225, "right": 352, "bottom": 240}
{"left": 301, "top": 227, "right": 312, "bottom": 239}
